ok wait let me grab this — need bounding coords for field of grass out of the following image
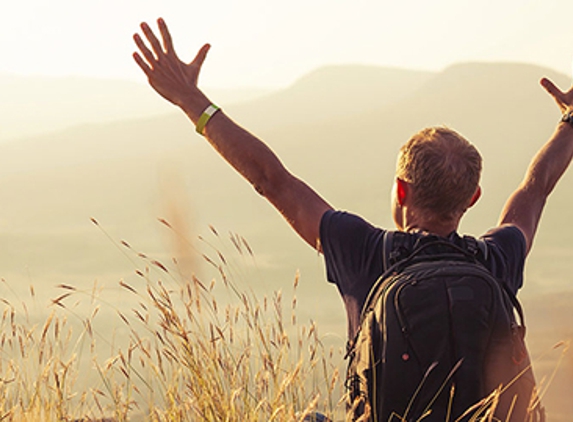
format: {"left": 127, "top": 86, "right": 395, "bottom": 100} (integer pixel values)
{"left": 0, "top": 221, "right": 345, "bottom": 421}
{"left": 0, "top": 219, "right": 569, "bottom": 421}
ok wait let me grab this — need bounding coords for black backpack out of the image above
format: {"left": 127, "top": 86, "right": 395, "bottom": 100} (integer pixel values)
{"left": 345, "top": 231, "right": 544, "bottom": 421}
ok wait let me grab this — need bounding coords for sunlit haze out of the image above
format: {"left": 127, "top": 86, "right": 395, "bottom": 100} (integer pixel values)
{"left": 0, "top": 1, "right": 572, "bottom": 418}
{"left": 2, "top": 0, "right": 573, "bottom": 88}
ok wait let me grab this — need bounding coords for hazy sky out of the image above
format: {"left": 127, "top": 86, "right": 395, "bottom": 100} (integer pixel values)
{"left": 2, "top": 0, "right": 572, "bottom": 88}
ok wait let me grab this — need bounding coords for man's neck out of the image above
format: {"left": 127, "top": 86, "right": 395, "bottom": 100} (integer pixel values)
{"left": 396, "top": 204, "right": 462, "bottom": 237}
{"left": 401, "top": 214, "right": 460, "bottom": 238}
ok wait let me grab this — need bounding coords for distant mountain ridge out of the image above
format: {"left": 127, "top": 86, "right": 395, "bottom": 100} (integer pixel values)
{"left": 3, "top": 61, "right": 562, "bottom": 143}
{"left": 0, "top": 65, "right": 435, "bottom": 142}
{"left": 0, "top": 73, "right": 270, "bottom": 141}
{"left": 224, "top": 65, "right": 435, "bottom": 130}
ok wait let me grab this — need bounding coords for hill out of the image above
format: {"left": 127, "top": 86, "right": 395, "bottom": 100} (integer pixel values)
{"left": 223, "top": 65, "right": 435, "bottom": 130}
{"left": 0, "top": 73, "right": 270, "bottom": 141}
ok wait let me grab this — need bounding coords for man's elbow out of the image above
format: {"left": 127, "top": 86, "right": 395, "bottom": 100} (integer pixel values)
{"left": 253, "top": 182, "right": 266, "bottom": 196}
{"left": 251, "top": 168, "right": 291, "bottom": 199}
{"left": 252, "top": 170, "right": 300, "bottom": 203}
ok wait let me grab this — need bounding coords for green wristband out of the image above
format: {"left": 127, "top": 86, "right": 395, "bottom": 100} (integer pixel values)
{"left": 196, "top": 104, "right": 221, "bottom": 135}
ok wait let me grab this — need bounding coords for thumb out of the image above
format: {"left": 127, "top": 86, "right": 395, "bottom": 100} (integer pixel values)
{"left": 190, "top": 43, "right": 211, "bottom": 68}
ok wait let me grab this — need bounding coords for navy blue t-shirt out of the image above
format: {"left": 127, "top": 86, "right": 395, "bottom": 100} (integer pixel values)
{"left": 319, "top": 210, "right": 526, "bottom": 339}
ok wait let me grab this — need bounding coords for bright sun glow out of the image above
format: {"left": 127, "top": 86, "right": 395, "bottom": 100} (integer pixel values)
{"left": 1, "top": 0, "right": 572, "bottom": 88}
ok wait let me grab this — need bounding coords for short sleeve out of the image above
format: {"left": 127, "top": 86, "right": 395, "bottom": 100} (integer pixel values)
{"left": 320, "top": 210, "right": 387, "bottom": 338}
{"left": 480, "top": 225, "right": 526, "bottom": 294}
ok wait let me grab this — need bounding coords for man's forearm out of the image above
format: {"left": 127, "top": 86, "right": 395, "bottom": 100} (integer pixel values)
{"left": 499, "top": 118, "right": 573, "bottom": 253}
{"left": 179, "top": 91, "right": 291, "bottom": 198}
{"left": 524, "top": 121, "right": 573, "bottom": 197}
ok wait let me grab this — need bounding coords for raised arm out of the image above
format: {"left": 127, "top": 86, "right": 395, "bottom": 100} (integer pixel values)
{"left": 499, "top": 77, "right": 573, "bottom": 254}
{"left": 133, "top": 18, "right": 332, "bottom": 250}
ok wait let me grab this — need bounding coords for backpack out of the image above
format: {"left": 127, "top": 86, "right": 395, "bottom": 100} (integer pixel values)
{"left": 344, "top": 231, "right": 544, "bottom": 422}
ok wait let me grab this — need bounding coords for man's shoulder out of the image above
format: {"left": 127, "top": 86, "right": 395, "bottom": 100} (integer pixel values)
{"left": 319, "top": 210, "right": 386, "bottom": 268}
{"left": 480, "top": 224, "right": 526, "bottom": 249}
{"left": 478, "top": 224, "right": 527, "bottom": 292}
{"left": 320, "top": 210, "right": 384, "bottom": 237}
{"left": 321, "top": 209, "right": 373, "bottom": 225}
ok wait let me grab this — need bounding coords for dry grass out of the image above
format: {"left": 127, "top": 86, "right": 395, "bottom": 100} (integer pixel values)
{"left": 0, "top": 220, "right": 344, "bottom": 421}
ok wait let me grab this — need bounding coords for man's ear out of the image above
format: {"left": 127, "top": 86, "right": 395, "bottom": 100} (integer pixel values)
{"left": 396, "top": 178, "right": 408, "bottom": 206}
{"left": 468, "top": 186, "right": 481, "bottom": 207}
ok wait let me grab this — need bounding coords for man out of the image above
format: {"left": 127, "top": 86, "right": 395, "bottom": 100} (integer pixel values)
{"left": 133, "top": 18, "right": 573, "bottom": 419}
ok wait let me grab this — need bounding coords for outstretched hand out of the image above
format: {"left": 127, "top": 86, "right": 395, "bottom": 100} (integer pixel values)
{"left": 541, "top": 77, "right": 573, "bottom": 113}
{"left": 133, "top": 18, "right": 210, "bottom": 108}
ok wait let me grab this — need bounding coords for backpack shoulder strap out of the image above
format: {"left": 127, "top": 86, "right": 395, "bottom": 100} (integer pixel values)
{"left": 460, "top": 235, "right": 525, "bottom": 327}
{"left": 346, "top": 231, "right": 413, "bottom": 358}
{"left": 382, "top": 230, "right": 414, "bottom": 270}
{"left": 461, "top": 235, "right": 489, "bottom": 263}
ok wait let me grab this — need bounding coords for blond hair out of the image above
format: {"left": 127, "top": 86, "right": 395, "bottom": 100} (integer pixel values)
{"left": 396, "top": 127, "right": 482, "bottom": 221}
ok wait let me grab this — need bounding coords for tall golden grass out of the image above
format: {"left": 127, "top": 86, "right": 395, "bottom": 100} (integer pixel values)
{"left": 0, "top": 220, "right": 344, "bottom": 421}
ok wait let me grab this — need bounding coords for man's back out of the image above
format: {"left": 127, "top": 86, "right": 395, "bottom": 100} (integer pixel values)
{"left": 319, "top": 210, "right": 526, "bottom": 339}
{"left": 340, "top": 225, "right": 539, "bottom": 421}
